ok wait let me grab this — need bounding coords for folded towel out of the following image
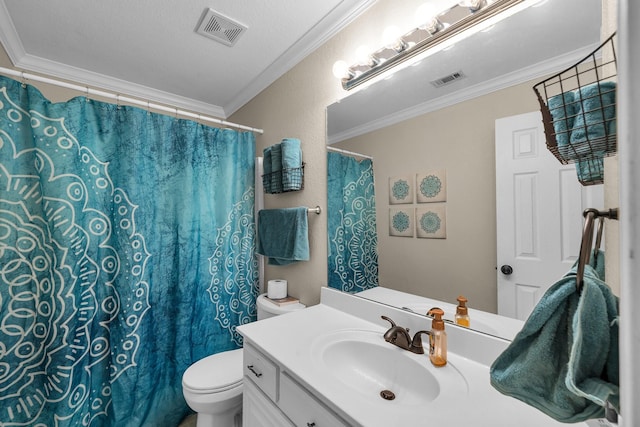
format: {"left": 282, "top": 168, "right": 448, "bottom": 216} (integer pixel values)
{"left": 547, "top": 91, "right": 578, "bottom": 149}
{"left": 570, "top": 82, "right": 616, "bottom": 184}
{"left": 270, "top": 143, "right": 283, "bottom": 193}
{"left": 256, "top": 207, "right": 309, "bottom": 265}
{"left": 263, "top": 146, "right": 273, "bottom": 193}
{"left": 576, "top": 157, "right": 604, "bottom": 184}
{"left": 490, "top": 262, "right": 619, "bottom": 423}
{"left": 281, "top": 138, "right": 303, "bottom": 191}
{"left": 570, "top": 81, "right": 617, "bottom": 145}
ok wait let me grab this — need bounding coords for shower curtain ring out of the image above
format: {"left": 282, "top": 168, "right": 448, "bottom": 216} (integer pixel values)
{"left": 20, "top": 72, "right": 26, "bottom": 88}
{"left": 116, "top": 94, "right": 121, "bottom": 109}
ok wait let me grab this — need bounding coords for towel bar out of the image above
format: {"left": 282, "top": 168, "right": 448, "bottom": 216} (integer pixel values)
{"left": 576, "top": 208, "right": 618, "bottom": 292}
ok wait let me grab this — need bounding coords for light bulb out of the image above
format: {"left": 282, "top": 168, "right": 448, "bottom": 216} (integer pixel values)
{"left": 355, "top": 45, "right": 373, "bottom": 66}
{"left": 382, "top": 26, "right": 401, "bottom": 48}
{"left": 382, "top": 26, "right": 408, "bottom": 52}
{"left": 332, "top": 60, "right": 351, "bottom": 80}
{"left": 414, "top": 3, "right": 438, "bottom": 28}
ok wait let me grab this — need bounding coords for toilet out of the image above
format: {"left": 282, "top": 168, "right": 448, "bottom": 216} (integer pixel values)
{"left": 182, "top": 293, "right": 305, "bottom": 427}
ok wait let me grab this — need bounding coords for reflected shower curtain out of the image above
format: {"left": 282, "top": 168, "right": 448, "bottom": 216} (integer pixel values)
{"left": 327, "top": 151, "right": 378, "bottom": 292}
{"left": 0, "top": 76, "right": 258, "bottom": 426}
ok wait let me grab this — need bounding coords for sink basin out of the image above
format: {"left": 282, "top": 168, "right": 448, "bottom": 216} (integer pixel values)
{"left": 311, "top": 329, "right": 468, "bottom": 407}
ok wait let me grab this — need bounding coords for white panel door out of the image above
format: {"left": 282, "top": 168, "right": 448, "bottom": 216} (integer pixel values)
{"left": 495, "top": 111, "right": 603, "bottom": 320}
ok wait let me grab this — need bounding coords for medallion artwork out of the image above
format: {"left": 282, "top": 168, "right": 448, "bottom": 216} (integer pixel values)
{"left": 417, "top": 170, "right": 446, "bottom": 203}
{"left": 392, "top": 180, "right": 410, "bottom": 200}
{"left": 0, "top": 87, "right": 150, "bottom": 425}
{"left": 416, "top": 204, "right": 446, "bottom": 239}
{"left": 420, "top": 175, "right": 442, "bottom": 198}
{"left": 420, "top": 211, "right": 441, "bottom": 233}
{"left": 208, "top": 188, "right": 259, "bottom": 346}
{"left": 389, "top": 208, "right": 414, "bottom": 237}
{"left": 393, "top": 211, "right": 410, "bottom": 232}
{"left": 389, "top": 175, "right": 414, "bottom": 204}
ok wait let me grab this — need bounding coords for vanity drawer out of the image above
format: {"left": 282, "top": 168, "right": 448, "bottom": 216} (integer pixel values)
{"left": 279, "top": 372, "right": 349, "bottom": 427}
{"left": 244, "top": 343, "right": 279, "bottom": 402}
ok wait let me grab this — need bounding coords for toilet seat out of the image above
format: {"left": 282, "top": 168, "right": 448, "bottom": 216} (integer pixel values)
{"left": 182, "top": 348, "right": 243, "bottom": 394}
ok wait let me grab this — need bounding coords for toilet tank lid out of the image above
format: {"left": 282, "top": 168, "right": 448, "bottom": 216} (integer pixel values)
{"left": 257, "top": 293, "right": 306, "bottom": 314}
{"left": 182, "top": 348, "right": 243, "bottom": 392}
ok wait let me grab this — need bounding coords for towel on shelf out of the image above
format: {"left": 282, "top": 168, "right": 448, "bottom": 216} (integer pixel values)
{"left": 570, "top": 81, "right": 617, "bottom": 145}
{"left": 547, "top": 91, "right": 578, "bottom": 150}
{"left": 270, "top": 143, "right": 283, "bottom": 193}
{"left": 256, "top": 207, "right": 309, "bottom": 265}
{"left": 570, "top": 81, "right": 616, "bottom": 184}
{"left": 262, "top": 146, "right": 273, "bottom": 193}
{"left": 576, "top": 157, "right": 604, "bottom": 184}
{"left": 281, "top": 138, "right": 303, "bottom": 191}
{"left": 490, "top": 261, "right": 619, "bottom": 423}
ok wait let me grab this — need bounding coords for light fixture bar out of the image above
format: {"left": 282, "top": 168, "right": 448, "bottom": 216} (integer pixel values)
{"left": 342, "top": 0, "right": 527, "bottom": 91}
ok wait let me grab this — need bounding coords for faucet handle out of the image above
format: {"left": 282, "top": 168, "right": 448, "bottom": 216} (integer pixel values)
{"left": 410, "top": 330, "right": 432, "bottom": 354}
{"left": 381, "top": 315, "right": 397, "bottom": 327}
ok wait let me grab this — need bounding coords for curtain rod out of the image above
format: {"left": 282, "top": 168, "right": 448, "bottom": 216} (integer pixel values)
{"left": 326, "top": 146, "right": 373, "bottom": 160}
{"left": 0, "top": 67, "right": 264, "bottom": 134}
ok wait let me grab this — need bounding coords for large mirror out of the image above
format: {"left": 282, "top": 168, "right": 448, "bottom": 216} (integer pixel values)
{"left": 326, "top": 0, "right": 604, "bottom": 339}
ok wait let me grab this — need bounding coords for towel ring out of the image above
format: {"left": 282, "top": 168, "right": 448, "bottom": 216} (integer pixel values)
{"left": 576, "top": 208, "right": 618, "bottom": 292}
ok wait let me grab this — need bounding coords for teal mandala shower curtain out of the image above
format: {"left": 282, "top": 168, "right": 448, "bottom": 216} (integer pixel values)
{"left": 327, "top": 151, "right": 378, "bottom": 292}
{"left": 0, "top": 76, "right": 258, "bottom": 426}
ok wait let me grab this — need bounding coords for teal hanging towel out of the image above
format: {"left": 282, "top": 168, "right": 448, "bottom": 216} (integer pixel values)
{"left": 256, "top": 207, "right": 309, "bottom": 265}
{"left": 490, "top": 263, "right": 619, "bottom": 423}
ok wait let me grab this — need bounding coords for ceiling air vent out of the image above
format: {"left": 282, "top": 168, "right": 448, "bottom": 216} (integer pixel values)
{"left": 196, "top": 9, "right": 247, "bottom": 47}
{"left": 430, "top": 71, "right": 465, "bottom": 88}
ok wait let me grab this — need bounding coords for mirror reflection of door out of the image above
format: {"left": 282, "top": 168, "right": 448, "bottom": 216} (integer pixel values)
{"left": 495, "top": 111, "right": 604, "bottom": 320}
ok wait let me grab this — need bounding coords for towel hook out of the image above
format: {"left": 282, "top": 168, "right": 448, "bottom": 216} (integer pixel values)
{"left": 576, "top": 208, "right": 618, "bottom": 292}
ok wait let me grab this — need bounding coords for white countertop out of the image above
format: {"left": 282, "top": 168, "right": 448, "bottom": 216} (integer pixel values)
{"left": 238, "top": 289, "right": 591, "bottom": 427}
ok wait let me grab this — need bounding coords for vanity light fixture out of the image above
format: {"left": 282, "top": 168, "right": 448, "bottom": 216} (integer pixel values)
{"left": 333, "top": 0, "right": 543, "bottom": 91}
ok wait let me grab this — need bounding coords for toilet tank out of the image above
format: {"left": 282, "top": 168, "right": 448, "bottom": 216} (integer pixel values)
{"left": 256, "top": 293, "right": 306, "bottom": 320}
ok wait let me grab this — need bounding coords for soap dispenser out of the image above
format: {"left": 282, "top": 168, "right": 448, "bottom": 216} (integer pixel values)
{"left": 455, "top": 295, "right": 470, "bottom": 328}
{"left": 428, "top": 308, "right": 447, "bottom": 367}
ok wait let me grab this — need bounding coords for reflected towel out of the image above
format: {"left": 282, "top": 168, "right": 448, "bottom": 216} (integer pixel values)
{"left": 281, "top": 138, "right": 302, "bottom": 191}
{"left": 570, "top": 82, "right": 617, "bottom": 144}
{"left": 262, "top": 146, "right": 273, "bottom": 193}
{"left": 256, "top": 207, "right": 309, "bottom": 265}
{"left": 548, "top": 91, "right": 578, "bottom": 149}
{"left": 570, "top": 82, "right": 616, "bottom": 184}
{"left": 490, "top": 262, "right": 619, "bottom": 423}
{"left": 270, "top": 143, "right": 283, "bottom": 193}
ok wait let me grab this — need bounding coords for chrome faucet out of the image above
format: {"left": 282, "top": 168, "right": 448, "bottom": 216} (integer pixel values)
{"left": 381, "top": 316, "right": 432, "bottom": 354}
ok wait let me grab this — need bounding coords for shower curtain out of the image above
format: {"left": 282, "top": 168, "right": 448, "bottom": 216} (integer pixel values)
{"left": 0, "top": 76, "right": 258, "bottom": 426}
{"left": 327, "top": 151, "right": 378, "bottom": 292}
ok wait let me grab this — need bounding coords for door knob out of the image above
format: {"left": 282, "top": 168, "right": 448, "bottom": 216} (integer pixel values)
{"left": 500, "top": 265, "right": 513, "bottom": 275}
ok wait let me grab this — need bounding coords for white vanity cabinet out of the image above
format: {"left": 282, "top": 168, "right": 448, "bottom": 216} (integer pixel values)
{"left": 242, "top": 342, "right": 349, "bottom": 427}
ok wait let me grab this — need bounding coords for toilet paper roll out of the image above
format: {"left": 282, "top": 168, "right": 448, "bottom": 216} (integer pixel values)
{"left": 267, "top": 279, "right": 288, "bottom": 299}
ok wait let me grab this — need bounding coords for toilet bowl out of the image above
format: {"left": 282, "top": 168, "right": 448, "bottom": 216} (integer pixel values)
{"left": 182, "top": 293, "right": 305, "bottom": 427}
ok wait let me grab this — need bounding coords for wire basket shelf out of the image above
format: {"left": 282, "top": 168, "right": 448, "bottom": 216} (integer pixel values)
{"left": 533, "top": 33, "right": 617, "bottom": 186}
{"left": 262, "top": 164, "right": 304, "bottom": 194}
